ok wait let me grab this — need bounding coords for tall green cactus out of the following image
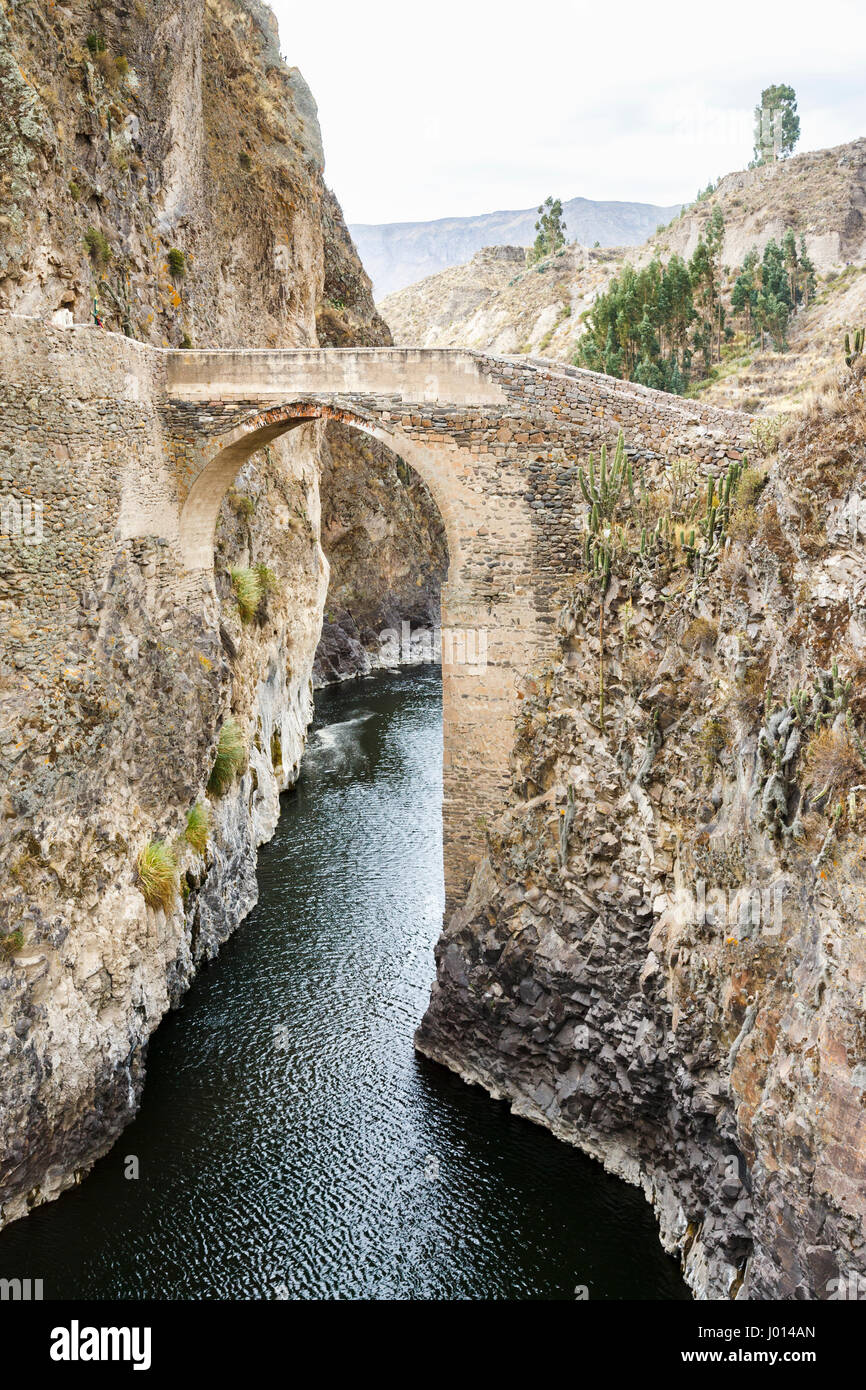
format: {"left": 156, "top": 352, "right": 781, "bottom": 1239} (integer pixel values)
{"left": 579, "top": 430, "right": 635, "bottom": 730}
{"left": 845, "top": 328, "right": 864, "bottom": 368}
{"left": 579, "top": 430, "right": 634, "bottom": 522}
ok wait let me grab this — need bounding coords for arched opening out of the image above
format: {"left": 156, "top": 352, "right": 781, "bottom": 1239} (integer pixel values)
{"left": 314, "top": 420, "right": 450, "bottom": 685}
{"left": 178, "top": 402, "right": 462, "bottom": 579}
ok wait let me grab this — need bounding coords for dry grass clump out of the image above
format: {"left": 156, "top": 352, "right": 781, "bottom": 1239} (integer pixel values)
{"left": 698, "top": 715, "right": 730, "bottom": 775}
{"left": 680, "top": 616, "right": 718, "bottom": 653}
{"left": 184, "top": 802, "right": 210, "bottom": 855}
{"left": 728, "top": 506, "right": 761, "bottom": 543}
{"left": 735, "top": 465, "right": 768, "bottom": 510}
{"left": 95, "top": 48, "right": 120, "bottom": 86}
{"left": 718, "top": 546, "right": 751, "bottom": 593}
{"left": 229, "top": 566, "right": 263, "bottom": 623}
{"left": 137, "top": 841, "right": 178, "bottom": 912}
{"left": 207, "top": 718, "right": 246, "bottom": 796}
{"left": 733, "top": 662, "right": 768, "bottom": 720}
{"left": 803, "top": 726, "right": 864, "bottom": 805}
{"left": 623, "top": 647, "right": 658, "bottom": 696}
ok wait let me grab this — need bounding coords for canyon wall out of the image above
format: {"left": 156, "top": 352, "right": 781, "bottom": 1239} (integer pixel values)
{"left": 0, "top": 0, "right": 437, "bottom": 1227}
{"left": 418, "top": 368, "right": 866, "bottom": 1299}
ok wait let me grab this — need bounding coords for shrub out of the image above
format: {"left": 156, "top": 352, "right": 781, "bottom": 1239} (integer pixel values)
{"left": 699, "top": 716, "right": 730, "bottom": 773}
{"left": 167, "top": 247, "right": 186, "bottom": 279}
{"left": 227, "top": 489, "right": 255, "bottom": 518}
{"left": 68, "top": 179, "right": 82, "bottom": 201}
{"left": 207, "top": 718, "right": 246, "bottom": 796}
{"left": 804, "top": 727, "right": 864, "bottom": 805}
{"left": 751, "top": 416, "right": 784, "bottom": 458}
{"left": 114, "top": 54, "right": 129, "bottom": 77}
{"left": 734, "top": 663, "right": 768, "bottom": 718}
{"left": 238, "top": 152, "right": 252, "bottom": 171}
{"left": 180, "top": 333, "right": 193, "bottom": 349}
{"left": 95, "top": 48, "right": 118, "bottom": 85}
{"left": 185, "top": 802, "right": 210, "bottom": 855}
{"left": 86, "top": 31, "right": 105, "bottom": 54}
{"left": 136, "top": 841, "right": 178, "bottom": 911}
{"left": 681, "top": 616, "right": 718, "bottom": 653}
{"left": 0, "top": 930, "right": 24, "bottom": 956}
{"left": 728, "top": 505, "right": 760, "bottom": 543}
{"left": 230, "top": 565, "right": 263, "bottom": 622}
{"left": 84, "top": 225, "right": 112, "bottom": 266}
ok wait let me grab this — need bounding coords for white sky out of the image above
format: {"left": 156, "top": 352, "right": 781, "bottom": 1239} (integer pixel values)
{"left": 269, "top": 0, "right": 866, "bottom": 226}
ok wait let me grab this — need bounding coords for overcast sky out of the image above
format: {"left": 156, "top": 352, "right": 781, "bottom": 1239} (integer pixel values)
{"left": 269, "top": 0, "right": 866, "bottom": 226}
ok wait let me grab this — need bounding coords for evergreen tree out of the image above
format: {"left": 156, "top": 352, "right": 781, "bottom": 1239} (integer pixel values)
{"left": 688, "top": 214, "right": 724, "bottom": 370}
{"left": 798, "top": 236, "right": 816, "bottom": 306}
{"left": 528, "top": 197, "right": 567, "bottom": 263}
{"left": 731, "top": 248, "right": 759, "bottom": 338}
{"left": 756, "top": 237, "right": 792, "bottom": 348}
{"left": 753, "top": 84, "right": 800, "bottom": 164}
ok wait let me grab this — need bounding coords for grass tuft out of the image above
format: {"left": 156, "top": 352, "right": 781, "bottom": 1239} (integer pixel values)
{"left": 804, "top": 727, "right": 864, "bottom": 805}
{"left": 207, "top": 718, "right": 246, "bottom": 796}
{"left": 230, "top": 566, "right": 263, "bottom": 623}
{"left": 84, "top": 226, "right": 112, "bottom": 266}
{"left": 137, "top": 841, "right": 178, "bottom": 912}
{"left": 184, "top": 802, "right": 210, "bottom": 855}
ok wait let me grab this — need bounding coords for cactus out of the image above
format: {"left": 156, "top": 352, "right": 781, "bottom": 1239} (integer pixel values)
{"left": 844, "top": 327, "right": 864, "bottom": 368}
{"left": 687, "top": 455, "right": 745, "bottom": 583}
{"left": 578, "top": 430, "right": 632, "bottom": 521}
{"left": 578, "top": 431, "right": 634, "bottom": 731}
{"left": 756, "top": 662, "right": 863, "bottom": 840}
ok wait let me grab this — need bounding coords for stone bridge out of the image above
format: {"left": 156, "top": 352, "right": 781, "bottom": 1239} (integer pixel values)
{"left": 0, "top": 318, "right": 752, "bottom": 902}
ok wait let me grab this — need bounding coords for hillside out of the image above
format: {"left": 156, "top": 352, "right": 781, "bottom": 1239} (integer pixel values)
{"left": 381, "top": 138, "right": 866, "bottom": 415}
{"left": 350, "top": 193, "right": 681, "bottom": 298}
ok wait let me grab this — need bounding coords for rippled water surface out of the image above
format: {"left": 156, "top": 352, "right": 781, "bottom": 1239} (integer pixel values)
{"left": 0, "top": 668, "right": 688, "bottom": 1300}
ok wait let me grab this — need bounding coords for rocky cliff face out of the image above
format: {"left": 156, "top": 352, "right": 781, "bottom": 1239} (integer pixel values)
{"left": 418, "top": 363, "right": 866, "bottom": 1298}
{"left": 0, "top": 0, "right": 441, "bottom": 1228}
{"left": 381, "top": 243, "right": 616, "bottom": 357}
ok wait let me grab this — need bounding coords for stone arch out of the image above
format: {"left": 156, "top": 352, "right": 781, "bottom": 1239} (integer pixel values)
{"left": 178, "top": 402, "right": 462, "bottom": 577}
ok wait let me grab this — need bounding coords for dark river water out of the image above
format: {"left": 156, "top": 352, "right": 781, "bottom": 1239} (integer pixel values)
{"left": 0, "top": 668, "right": 688, "bottom": 1300}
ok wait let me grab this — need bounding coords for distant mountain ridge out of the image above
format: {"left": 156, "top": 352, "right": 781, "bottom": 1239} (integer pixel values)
{"left": 350, "top": 194, "right": 682, "bottom": 298}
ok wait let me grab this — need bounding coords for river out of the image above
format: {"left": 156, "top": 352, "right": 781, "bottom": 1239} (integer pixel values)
{"left": 0, "top": 667, "right": 688, "bottom": 1300}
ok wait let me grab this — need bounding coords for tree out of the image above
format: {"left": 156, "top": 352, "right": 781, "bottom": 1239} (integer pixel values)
{"left": 689, "top": 214, "right": 725, "bottom": 370}
{"left": 731, "top": 249, "right": 759, "bottom": 338}
{"left": 528, "top": 197, "right": 567, "bottom": 263}
{"left": 576, "top": 254, "right": 695, "bottom": 392}
{"left": 756, "top": 237, "right": 792, "bottom": 349}
{"left": 798, "top": 236, "right": 816, "bottom": 306}
{"left": 753, "top": 84, "right": 800, "bottom": 164}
